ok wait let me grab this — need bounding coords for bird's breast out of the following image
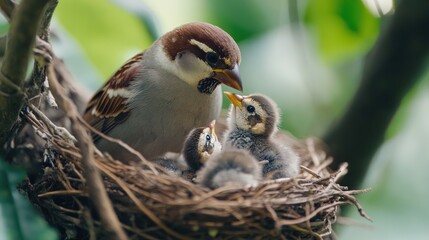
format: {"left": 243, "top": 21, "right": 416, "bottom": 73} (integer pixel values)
{"left": 128, "top": 82, "right": 222, "bottom": 159}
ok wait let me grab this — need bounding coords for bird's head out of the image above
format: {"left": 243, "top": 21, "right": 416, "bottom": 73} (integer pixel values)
{"left": 158, "top": 22, "right": 242, "bottom": 94}
{"left": 183, "top": 120, "right": 222, "bottom": 170}
{"left": 225, "top": 92, "right": 279, "bottom": 136}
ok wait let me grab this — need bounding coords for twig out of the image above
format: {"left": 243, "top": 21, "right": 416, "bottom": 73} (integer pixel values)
{"left": 339, "top": 193, "right": 372, "bottom": 222}
{"left": 312, "top": 157, "right": 333, "bottom": 175}
{"left": 300, "top": 165, "right": 322, "bottom": 178}
{"left": 47, "top": 64, "right": 128, "bottom": 240}
{"left": 38, "top": 189, "right": 86, "bottom": 198}
{"left": 288, "top": 224, "right": 322, "bottom": 240}
{"left": 343, "top": 188, "right": 372, "bottom": 196}
{"left": 331, "top": 162, "right": 349, "bottom": 183}
{"left": 306, "top": 138, "right": 321, "bottom": 166}
{"left": 278, "top": 201, "right": 346, "bottom": 225}
{"left": 265, "top": 204, "right": 281, "bottom": 232}
{"left": 27, "top": 103, "right": 76, "bottom": 144}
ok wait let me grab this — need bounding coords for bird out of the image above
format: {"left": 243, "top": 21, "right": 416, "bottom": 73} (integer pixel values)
{"left": 82, "top": 22, "right": 242, "bottom": 162}
{"left": 196, "top": 148, "right": 262, "bottom": 189}
{"left": 153, "top": 120, "right": 221, "bottom": 180}
{"left": 223, "top": 92, "right": 300, "bottom": 179}
{"left": 182, "top": 120, "right": 222, "bottom": 172}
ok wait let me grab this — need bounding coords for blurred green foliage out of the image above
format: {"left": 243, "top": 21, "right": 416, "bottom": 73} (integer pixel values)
{"left": 1, "top": 14, "right": 9, "bottom": 35}
{"left": 205, "top": 0, "right": 287, "bottom": 42}
{"left": 0, "top": 160, "right": 58, "bottom": 240}
{"left": 55, "top": 0, "right": 153, "bottom": 79}
{"left": 305, "top": 0, "right": 378, "bottom": 62}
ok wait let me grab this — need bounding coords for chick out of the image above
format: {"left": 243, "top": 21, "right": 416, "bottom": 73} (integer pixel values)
{"left": 154, "top": 120, "right": 221, "bottom": 179}
{"left": 183, "top": 120, "right": 222, "bottom": 172}
{"left": 223, "top": 92, "right": 300, "bottom": 179}
{"left": 196, "top": 148, "right": 262, "bottom": 189}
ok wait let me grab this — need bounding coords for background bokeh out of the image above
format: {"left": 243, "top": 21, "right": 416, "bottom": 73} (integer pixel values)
{"left": 1, "top": 0, "right": 428, "bottom": 239}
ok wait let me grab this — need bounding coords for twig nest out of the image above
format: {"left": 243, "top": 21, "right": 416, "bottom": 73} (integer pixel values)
{"left": 20, "top": 110, "right": 370, "bottom": 240}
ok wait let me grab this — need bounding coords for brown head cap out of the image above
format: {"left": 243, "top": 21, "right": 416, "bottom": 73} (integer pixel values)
{"left": 161, "top": 22, "right": 241, "bottom": 69}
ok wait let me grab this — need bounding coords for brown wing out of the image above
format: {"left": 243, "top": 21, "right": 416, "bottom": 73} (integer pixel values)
{"left": 83, "top": 52, "right": 144, "bottom": 142}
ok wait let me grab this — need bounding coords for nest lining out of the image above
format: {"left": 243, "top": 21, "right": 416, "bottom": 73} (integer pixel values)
{"left": 17, "top": 106, "right": 370, "bottom": 240}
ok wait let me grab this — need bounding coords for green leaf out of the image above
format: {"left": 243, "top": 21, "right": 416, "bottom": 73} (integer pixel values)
{"left": 304, "top": 0, "right": 379, "bottom": 63}
{"left": 0, "top": 159, "right": 58, "bottom": 240}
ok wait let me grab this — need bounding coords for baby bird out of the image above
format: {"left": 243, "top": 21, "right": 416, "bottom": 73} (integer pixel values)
{"left": 183, "top": 120, "right": 222, "bottom": 172}
{"left": 154, "top": 120, "right": 221, "bottom": 179}
{"left": 196, "top": 148, "right": 262, "bottom": 189}
{"left": 223, "top": 92, "right": 300, "bottom": 179}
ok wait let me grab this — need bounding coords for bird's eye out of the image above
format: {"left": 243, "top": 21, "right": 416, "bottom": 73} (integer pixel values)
{"left": 246, "top": 105, "right": 255, "bottom": 113}
{"left": 206, "top": 134, "right": 211, "bottom": 141}
{"left": 205, "top": 52, "right": 219, "bottom": 65}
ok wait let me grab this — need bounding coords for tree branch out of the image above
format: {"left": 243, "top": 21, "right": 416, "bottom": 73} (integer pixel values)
{"left": 0, "top": 0, "right": 50, "bottom": 150}
{"left": 324, "top": 0, "right": 429, "bottom": 188}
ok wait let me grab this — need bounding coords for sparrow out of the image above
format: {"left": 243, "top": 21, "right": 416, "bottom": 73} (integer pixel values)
{"left": 223, "top": 92, "right": 300, "bottom": 179}
{"left": 196, "top": 148, "right": 262, "bottom": 189}
{"left": 154, "top": 120, "right": 221, "bottom": 178}
{"left": 182, "top": 120, "right": 222, "bottom": 171}
{"left": 82, "top": 22, "right": 242, "bottom": 162}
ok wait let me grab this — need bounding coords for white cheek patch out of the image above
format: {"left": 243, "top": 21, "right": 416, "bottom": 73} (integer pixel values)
{"left": 175, "top": 52, "right": 212, "bottom": 87}
{"left": 153, "top": 44, "right": 211, "bottom": 87}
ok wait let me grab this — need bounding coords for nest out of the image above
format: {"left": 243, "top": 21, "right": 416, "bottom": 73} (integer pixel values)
{"left": 15, "top": 104, "right": 370, "bottom": 240}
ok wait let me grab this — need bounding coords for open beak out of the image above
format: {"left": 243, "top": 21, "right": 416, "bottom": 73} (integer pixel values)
{"left": 224, "top": 91, "right": 244, "bottom": 108}
{"left": 213, "top": 64, "right": 242, "bottom": 91}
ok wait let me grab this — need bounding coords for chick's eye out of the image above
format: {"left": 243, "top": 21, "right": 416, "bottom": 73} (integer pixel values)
{"left": 206, "top": 52, "right": 219, "bottom": 65}
{"left": 246, "top": 105, "right": 255, "bottom": 113}
{"left": 205, "top": 134, "right": 211, "bottom": 141}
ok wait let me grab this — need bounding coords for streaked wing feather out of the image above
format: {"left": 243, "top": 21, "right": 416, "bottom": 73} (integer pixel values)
{"left": 83, "top": 52, "right": 144, "bottom": 141}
